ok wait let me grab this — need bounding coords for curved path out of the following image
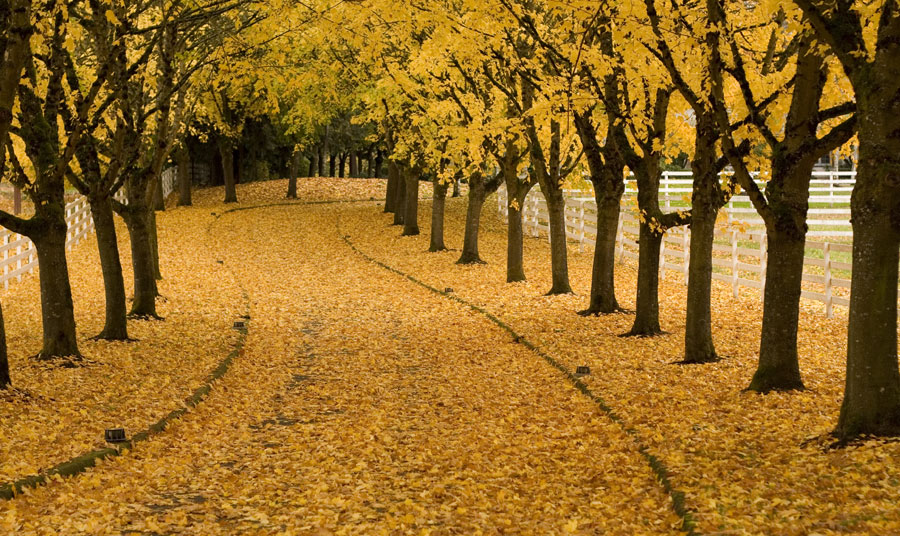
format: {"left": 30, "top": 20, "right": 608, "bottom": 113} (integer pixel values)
{"left": 4, "top": 203, "right": 680, "bottom": 535}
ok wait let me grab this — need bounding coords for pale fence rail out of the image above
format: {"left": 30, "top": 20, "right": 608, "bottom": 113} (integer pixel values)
{"left": 2, "top": 167, "right": 177, "bottom": 290}
{"left": 619, "top": 170, "right": 856, "bottom": 237}
{"left": 498, "top": 184, "right": 852, "bottom": 318}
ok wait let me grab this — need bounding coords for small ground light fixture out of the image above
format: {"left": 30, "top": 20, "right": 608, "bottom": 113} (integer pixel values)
{"left": 575, "top": 366, "right": 590, "bottom": 377}
{"left": 233, "top": 320, "right": 246, "bottom": 329}
{"left": 105, "top": 428, "right": 127, "bottom": 443}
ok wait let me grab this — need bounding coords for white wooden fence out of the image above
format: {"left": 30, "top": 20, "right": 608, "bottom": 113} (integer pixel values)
{"left": 498, "top": 182, "right": 853, "bottom": 318}
{"left": 619, "top": 170, "right": 856, "bottom": 238}
{"left": 1, "top": 167, "right": 178, "bottom": 291}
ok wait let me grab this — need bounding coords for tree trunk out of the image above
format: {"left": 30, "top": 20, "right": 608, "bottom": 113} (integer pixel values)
{"left": 375, "top": 149, "right": 384, "bottom": 178}
{"left": 458, "top": 175, "right": 486, "bottom": 264}
{"left": 221, "top": 142, "right": 238, "bottom": 204}
{"left": 149, "top": 208, "right": 161, "bottom": 280}
{"left": 329, "top": 154, "right": 336, "bottom": 177}
{"left": 0, "top": 304, "right": 9, "bottom": 388}
{"left": 339, "top": 153, "right": 347, "bottom": 178}
{"left": 452, "top": 180, "right": 461, "bottom": 197}
{"left": 90, "top": 196, "right": 129, "bottom": 340}
{"left": 682, "top": 117, "right": 720, "bottom": 364}
{"left": 544, "top": 192, "right": 573, "bottom": 294}
{"left": 177, "top": 145, "right": 192, "bottom": 207}
{"left": 835, "top": 146, "right": 900, "bottom": 438}
{"left": 506, "top": 203, "right": 526, "bottom": 282}
{"left": 317, "top": 145, "right": 325, "bottom": 177}
{"left": 308, "top": 152, "right": 317, "bottom": 178}
{"left": 393, "top": 165, "right": 406, "bottom": 226}
{"left": 683, "top": 207, "right": 718, "bottom": 363}
{"left": 33, "top": 224, "right": 80, "bottom": 359}
{"left": 748, "top": 229, "right": 806, "bottom": 390}
{"left": 583, "top": 195, "right": 621, "bottom": 312}
{"left": 402, "top": 169, "right": 420, "bottom": 236}
{"left": 628, "top": 223, "right": 664, "bottom": 336}
{"left": 367, "top": 148, "right": 375, "bottom": 178}
{"left": 287, "top": 151, "right": 300, "bottom": 199}
{"left": 124, "top": 211, "right": 160, "bottom": 318}
{"left": 153, "top": 173, "right": 165, "bottom": 211}
{"left": 350, "top": 151, "right": 359, "bottom": 178}
{"left": 429, "top": 178, "right": 448, "bottom": 252}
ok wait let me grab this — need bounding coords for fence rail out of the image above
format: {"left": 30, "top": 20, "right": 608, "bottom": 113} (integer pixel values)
{"left": 498, "top": 184, "right": 853, "bottom": 317}
{"left": 2, "top": 167, "right": 178, "bottom": 291}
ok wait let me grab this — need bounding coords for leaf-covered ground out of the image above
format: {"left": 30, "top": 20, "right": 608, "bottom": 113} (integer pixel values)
{"left": 0, "top": 207, "right": 244, "bottom": 484}
{"left": 2, "top": 177, "right": 898, "bottom": 535}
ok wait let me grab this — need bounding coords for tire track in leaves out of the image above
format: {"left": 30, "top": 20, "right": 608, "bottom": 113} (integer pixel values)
{"left": 337, "top": 215, "right": 697, "bottom": 535}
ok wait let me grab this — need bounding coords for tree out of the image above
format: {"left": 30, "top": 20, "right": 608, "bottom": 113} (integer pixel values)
{"left": 0, "top": 0, "right": 32, "bottom": 385}
{"left": 793, "top": 0, "right": 900, "bottom": 438}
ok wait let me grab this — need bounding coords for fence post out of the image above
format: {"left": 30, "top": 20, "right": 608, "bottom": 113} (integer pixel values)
{"left": 731, "top": 230, "right": 739, "bottom": 298}
{"left": 759, "top": 233, "right": 767, "bottom": 302}
{"left": 824, "top": 242, "right": 833, "bottom": 318}
{"left": 578, "top": 201, "right": 585, "bottom": 252}
{"left": 616, "top": 217, "right": 625, "bottom": 264}
{"left": 659, "top": 232, "right": 666, "bottom": 280}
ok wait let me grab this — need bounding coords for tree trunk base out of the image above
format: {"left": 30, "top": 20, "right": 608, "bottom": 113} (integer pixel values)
{"left": 128, "top": 312, "right": 165, "bottom": 321}
{"left": 545, "top": 285, "right": 573, "bottom": 296}
{"left": 620, "top": 327, "right": 667, "bottom": 338}
{"left": 675, "top": 353, "right": 721, "bottom": 365}
{"left": 428, "top": 245, "right": 448, "bottom": 253}
{"left": 747, "top": 368, "right": 805, "bottom": 393}
{"left": 456, "top": 254, "right": 486, "bottom": 265}
{"left": 401, "top": 229, "right": 420, "bottom": 237}
{"left": 577, "top": 305, "right": 627, "bottom": 316}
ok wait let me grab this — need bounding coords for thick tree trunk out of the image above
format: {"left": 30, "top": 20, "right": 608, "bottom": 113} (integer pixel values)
{"left": 33, "top": 224, "right": 80, "bottom": 359}
{"left": 350, "top": 151, "right": 359, "bottom": 178}
{"left": 683, "top": 117, "right": 720, "bottom": 364}
{"left": 329, "top": 154, "right": 336, "bottom": 177}
{"left": 338, "top": 153, "right": 347, "bottom": 178}
{"left": 308, "top": 152, "right": 317, "bottom": 178}
{"left": 177, "top": 145, "right": 192, "bottom": 207}
{"left": 317, "top": 145, "right": 325, "bottom": 177}
{"left": 153, "top": 173, "right": 165, "bottom": 211}
{"left": 375, "top": 149, "right": 384, "bottom": 178}
{"left": 0, "top": 304, "right": 9, "bottom": 388}
{"left": 221, "top": 143, "right": 238, "bottom": 204}
{"left": 393, "top": 165, "right": 406, "bottom": 226}
{"left": 149, "top": 208, "right": 161, "bottom": 280}
{"left": 402, "top": 169, "right": 419, "bottom": 236}
{"left": 124, "top": 211, "right": 160, "bottom": 318}
{"left": 90, "top": 196, "right": 129, "bottom": 340}
{"left": 545, "top": 193, "right": 573, "bottom": 295}
{"left": 287, "top": 151, "right": 300, "bottom": 199}
{"left": 683, "top": 207, "right": 718, "bottom": 363}
{"left": 628, "top": 223, "right": 664, "bottom": 336}
{"left": 429, "top": 178, "right": 448, "bottom": 252}
{"left": 583, "top": 197, "right": 621, "bottom": 312}
{"left": 506, "top": 204, "right": 526, "bottom": 282}
{"left": 835, "top": 132, "right": 900, "bottom": 437}
{"left": 749, "top": 229, "right": 806, "bottom": 391}
{"left": 452, "top": 180, "right": 461, "bottom": 197}
{"left": 458, "top": 176, "right": 487, "bottom": 264}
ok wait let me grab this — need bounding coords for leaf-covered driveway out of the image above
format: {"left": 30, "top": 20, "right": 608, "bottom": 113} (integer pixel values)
{"left": 4, "top": 202, "right": 680, "bottom": 535}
